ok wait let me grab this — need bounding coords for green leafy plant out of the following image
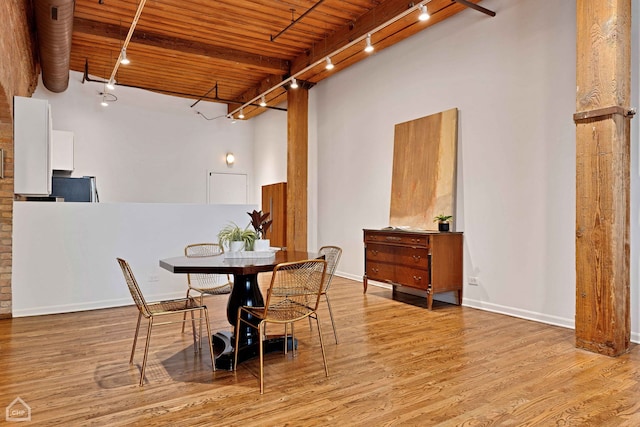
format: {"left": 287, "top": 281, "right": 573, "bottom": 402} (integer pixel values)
{"left": 217, "top": 222, "right": 257, "bottom": 250}
{"left": 433, "top": 214, "right": 453, "bottom": 223}
{"left": 247, "top": 210, "right": 272, "bottom": 239}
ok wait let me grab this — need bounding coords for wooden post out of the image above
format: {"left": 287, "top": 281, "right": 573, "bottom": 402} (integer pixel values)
{"left": 574, "top": 0, "right": 632, "bottom": 356}
{"left": 286, "top": 87, "right": 308, "bottom": 251}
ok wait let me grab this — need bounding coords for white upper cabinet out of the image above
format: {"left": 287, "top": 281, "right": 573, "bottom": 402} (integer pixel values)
{"left": 52, "top": 130, "right": 74, "bottom": 171}
{"left": 14, "top": 96, "right": 52, "bottom": 196}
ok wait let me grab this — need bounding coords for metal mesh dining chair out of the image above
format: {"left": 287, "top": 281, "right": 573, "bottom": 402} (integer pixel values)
{"left": 234, "top": 259, "right": 329, "bottom": 394}
{"left": 316, "top": 246, "right": 343, "bottom": 343}
{"left": 117, "top": 258, "right": 215, "bottom": 386}
{"left": 181, "top": 243, "right": 232, "bottom": 334}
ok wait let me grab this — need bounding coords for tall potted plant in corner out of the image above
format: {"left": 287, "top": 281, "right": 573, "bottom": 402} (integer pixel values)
{"left": 218, "top": 222, "right": 257, "bottom": 252}
{"left": 433, "top": 214, "right": 453, "bottom": 232}
{"left": 248, "top": 210, "right": 273, "bottom": 251}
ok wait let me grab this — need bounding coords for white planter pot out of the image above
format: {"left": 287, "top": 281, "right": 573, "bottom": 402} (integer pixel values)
{"left": 253, "top": 239, "right": 271, "bottom": 251}
{"left": 230, "top": 241, "right": 245, "bottom": 252}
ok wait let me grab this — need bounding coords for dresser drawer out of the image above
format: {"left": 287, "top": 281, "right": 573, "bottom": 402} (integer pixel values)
{"left": 365, "top": 262, "right": 430, "bottom": 290}
{"left": 366, "top": 243, "right": 429, "bottom": 269}
{"left": 364, "top": 231, "right": 429, "bottom": 247}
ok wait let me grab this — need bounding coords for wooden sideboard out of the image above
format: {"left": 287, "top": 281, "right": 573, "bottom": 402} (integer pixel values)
{"left": 363, "top": 229, "right": 463, "bottom": 310}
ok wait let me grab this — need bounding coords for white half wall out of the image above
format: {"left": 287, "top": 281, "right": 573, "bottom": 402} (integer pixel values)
{"left": 12, "top": 202, "right": 257, "bottom": 316}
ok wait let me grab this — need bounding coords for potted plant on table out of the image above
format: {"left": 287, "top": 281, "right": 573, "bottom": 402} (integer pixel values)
{"left": 218, "top": 222, "right": 257, "bottom": 252}
{"left": 248, "top": 210, "right": 273, "bottom": 251}
{"left": 433, "top": 214, "right": 453, "bottom": 232}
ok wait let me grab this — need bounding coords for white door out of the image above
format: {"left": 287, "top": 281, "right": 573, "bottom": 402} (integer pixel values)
{"left": 207, "top": 172, "right": 247, "bottom": 204}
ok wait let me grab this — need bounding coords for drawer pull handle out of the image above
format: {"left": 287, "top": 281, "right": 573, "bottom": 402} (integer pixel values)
{"left": 371, "top": 250, "right": 379, "bottom": 255}
{"left": 412, "top": 255, "right": 421, "bottom": 262}
{"left": 372, "top": 268, "right": 379, "bottom": 273}
{"left": 385, "top": 236, "right": 402, "bottom": 241}
{"left": 413, "top": 276, "right": 422, "bottom": 282}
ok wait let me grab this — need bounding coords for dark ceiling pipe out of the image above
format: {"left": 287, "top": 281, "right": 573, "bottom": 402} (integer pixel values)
{"left": 34, "top": 0, "right": 75, "bottom": 93}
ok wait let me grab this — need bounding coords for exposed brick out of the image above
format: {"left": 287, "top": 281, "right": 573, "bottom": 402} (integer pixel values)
{"left": 0, "top": 0, "right": 38, "bottom": 317}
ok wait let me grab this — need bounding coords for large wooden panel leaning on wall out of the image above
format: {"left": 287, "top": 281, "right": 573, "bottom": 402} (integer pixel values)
{"left": 363, "top": 229, "right": 463, "bottom": 310}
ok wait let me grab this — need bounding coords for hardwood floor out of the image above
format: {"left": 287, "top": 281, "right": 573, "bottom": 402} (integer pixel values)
{"left": 1, "top": 276, "right": 639, "bottom": 426}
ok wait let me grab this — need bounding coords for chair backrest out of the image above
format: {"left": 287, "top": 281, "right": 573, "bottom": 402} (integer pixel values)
{"left": 117, "top": 258, "right": 152, "bottom": 317}
{"left": 184, "top": 243, "right": 228, "bottom": 288}
{"left": 318, "top": 246, "right": 342, "bottom": 292}
{"left": 264, "top": 259, "right": 327, "bottom": 320}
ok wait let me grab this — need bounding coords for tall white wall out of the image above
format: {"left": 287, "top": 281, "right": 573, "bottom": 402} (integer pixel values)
{"left": 33, "top": 71, "right": 255, "bottom": 204}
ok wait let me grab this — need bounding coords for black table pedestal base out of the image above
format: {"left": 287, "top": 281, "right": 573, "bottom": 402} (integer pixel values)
{"left": 212, "top": 331, "right": 297, "bottom": 371}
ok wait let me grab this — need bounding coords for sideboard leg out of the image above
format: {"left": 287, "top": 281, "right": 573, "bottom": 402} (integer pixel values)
{"left": 363, "top": 276, "right": 368, "bottom": 293}
{"left": 426, "top": 291, "right": 434, "bottom": 310}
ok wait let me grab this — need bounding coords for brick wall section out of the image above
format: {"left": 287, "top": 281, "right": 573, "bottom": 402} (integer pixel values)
{"left": 0, "top": 0, "right": 39, "bottom": 318}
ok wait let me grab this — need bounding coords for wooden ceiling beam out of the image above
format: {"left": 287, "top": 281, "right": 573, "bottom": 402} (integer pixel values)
{"left": 73, "top": 17, "right": 290, "bottom": 75}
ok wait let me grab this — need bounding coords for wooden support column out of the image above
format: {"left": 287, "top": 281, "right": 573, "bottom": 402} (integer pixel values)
{"left": 286, "top": 87, "right": 309, "bottom": 251}
{"left": 574, "top": 0, "right": 632, "bottom": 356}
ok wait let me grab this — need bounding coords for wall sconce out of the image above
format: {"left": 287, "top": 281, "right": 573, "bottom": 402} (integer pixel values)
{"left": 226, "top": 152, "right": 235, "bottom": 167}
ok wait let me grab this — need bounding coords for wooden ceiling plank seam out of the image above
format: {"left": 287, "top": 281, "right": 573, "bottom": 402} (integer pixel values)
{"left": 73, "top": 17, "right": 291, "bottom": 74}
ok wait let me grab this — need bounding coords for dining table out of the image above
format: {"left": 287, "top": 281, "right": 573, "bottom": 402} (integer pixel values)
{"left": 159, "top": 249, "right": 320, "bottom": 370}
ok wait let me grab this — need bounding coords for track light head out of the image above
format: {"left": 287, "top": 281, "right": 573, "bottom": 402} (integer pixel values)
{"left": 325, "top": 57, "right": 334, "bottom": 70}
{"left": 120, "top": 48, "right": 130, "bottom": 65}
{"left": 364, "top": 34, "right": 374, "bottom": 53}
{"left": 238, "top": 108, "right": 245, "bottom": 119}
{"left": 259, "top": 95, "right": 267, "bottom": 107}
{"left": 106, "top": 78, "right": 115, "bottom": 90}
{"left": 418, "top": 4, "right": 430, "bottom": 21}
{"left": 290, "top": 77, "right": 299, "bottom": 89}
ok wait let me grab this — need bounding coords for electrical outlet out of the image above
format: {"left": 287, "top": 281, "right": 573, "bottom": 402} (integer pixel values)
{"left": 468, "top": 276, "right": 480, "bottom": 286}
{"left": 148, "top": 275, "right": 159, "bottom": 283}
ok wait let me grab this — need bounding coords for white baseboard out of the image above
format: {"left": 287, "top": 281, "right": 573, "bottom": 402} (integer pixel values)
{"left": 12, "top": 291, "right": 185, "bottom": 318}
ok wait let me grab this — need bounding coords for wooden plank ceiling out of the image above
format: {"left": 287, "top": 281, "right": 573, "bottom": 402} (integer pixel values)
{"left": 70, "top": 0, "right": 489, "bottom": 119}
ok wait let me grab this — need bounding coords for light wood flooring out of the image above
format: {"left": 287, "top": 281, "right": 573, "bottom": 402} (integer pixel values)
{"left": 1, "top": 276, "right": 639, "bottom": 426}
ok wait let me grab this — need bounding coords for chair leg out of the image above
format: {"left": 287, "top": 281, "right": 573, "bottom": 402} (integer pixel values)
{"left": 203, "top": 307, "right": 216, "bottom": 371}
{"left": 139, "top": 317, "right": 154, "bottom": 386}
{"left": 190, "top": 310, "right": 198, "bottom": 352}
{"left": 291, "top": 322, "right": 296, "bottom": 356}
{"left": 233, "top": 308, "right": 242, "bottom": 371}
{"left": 283, "top": 322, "right": 288, "bottom": 354}
{"left": 198, "top": 293, "right": 206, "bottom": 345}
{"left": 324, "top": 293, "right": 339, "bottom": 344}
{"left": 259, "top": 322, "right": 265, "bottom": 394}
{"left": 181, "top": 288, "right": 192, "bottom": 333}
{"left": 130, "top": 311, "right": 143, "bottom": 364}
{"left": 314, "top": 315, "right": 329, "bottom": 377}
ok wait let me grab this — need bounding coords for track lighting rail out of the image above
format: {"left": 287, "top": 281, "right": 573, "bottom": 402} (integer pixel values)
{"left": 451, "top": 0, "right": 496, "bottom": 17}
{"left": 271, "top": 0, "right": 328, "bottom": 42}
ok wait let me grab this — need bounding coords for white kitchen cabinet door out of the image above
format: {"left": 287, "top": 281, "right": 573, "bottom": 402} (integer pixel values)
{"left": 14, "top": 96, "right": 52, "bottom": 196}
{"left": 52, "top": 130, "right": 74, "bottom": 171}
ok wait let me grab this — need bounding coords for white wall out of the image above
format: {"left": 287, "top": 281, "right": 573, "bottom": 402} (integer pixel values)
{"left": 252, "top": 0, "right": 640, "bottom": 340}
{"left": 33, "top": 71, "right": 255, "bottom": 204}
{"left": 12, "top": 202, "right": 257, "bottom": 316}
{"left": 252, "top": 105, "right": 287, "bottom": 205}
{"left": 314, "top": 0, "right": 575, "bottom": 325}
